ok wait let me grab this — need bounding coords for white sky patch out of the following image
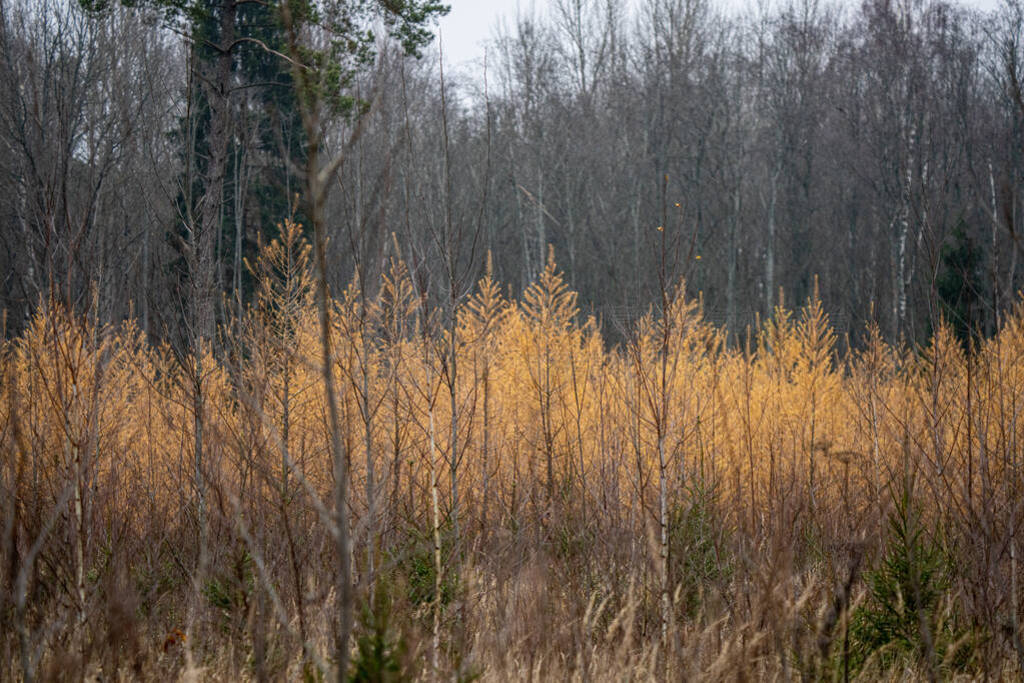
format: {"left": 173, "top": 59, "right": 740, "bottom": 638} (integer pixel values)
{"left": 435, "top": 0, "right": 1006, "bottom": 75}
{"left": 436, "top": 0, "right": 530, "bottom": 71}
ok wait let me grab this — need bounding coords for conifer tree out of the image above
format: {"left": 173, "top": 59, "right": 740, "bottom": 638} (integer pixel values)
{"left": 460, "top": 253, "right": 508, "bottom": 532}
{"left": 521, "top": 246, "right": 577, "bottom": 505}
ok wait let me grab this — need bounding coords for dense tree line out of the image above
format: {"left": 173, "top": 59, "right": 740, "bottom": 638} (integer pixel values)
{"left": 474, "top": 0, "right": 1024, "bottom": 345}
{"left": 2, "top": 0, "right": 1023, "bottom": 346}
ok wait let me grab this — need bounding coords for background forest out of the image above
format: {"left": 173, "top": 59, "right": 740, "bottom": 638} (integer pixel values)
{"left": 6, "top": 0, "right": 1024, "bottom": 680}
{"left": 6, "top": 0, "right": 1024, "bottom": 344}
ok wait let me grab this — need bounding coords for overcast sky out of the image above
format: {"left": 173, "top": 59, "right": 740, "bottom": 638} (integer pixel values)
{"left": 435, "top": 0, "right": 1005, "bottom": 73}
{"left": 435, "top": 0, "right": 518, "bottom": 69}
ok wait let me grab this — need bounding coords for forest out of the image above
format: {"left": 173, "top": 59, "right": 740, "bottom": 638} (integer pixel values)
{"left": 5, "top": 0, "right": 1024, "bottom": 679}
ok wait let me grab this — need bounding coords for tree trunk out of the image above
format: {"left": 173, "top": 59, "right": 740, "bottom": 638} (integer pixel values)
{"left": 195, "top": 0, "right": 235, "bottom": 346}
{"left": 429, "top": 378, "right": 442, "bottom": 674}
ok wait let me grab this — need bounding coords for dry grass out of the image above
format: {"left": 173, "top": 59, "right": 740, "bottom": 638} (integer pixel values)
{"left": 3, "top": 233, "right": 1024, "bottom": 679}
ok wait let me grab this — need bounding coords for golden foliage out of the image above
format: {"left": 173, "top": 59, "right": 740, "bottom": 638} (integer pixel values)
{"left": 8, "top": 238, "right": 1024, "bottom": 678}
{"left": 8, "top": 241, "right": 1024, "bottom": 539}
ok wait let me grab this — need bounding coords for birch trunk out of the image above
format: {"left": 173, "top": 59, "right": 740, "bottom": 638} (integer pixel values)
{"left": 429, "top": 380, "right": 442, "bottom": 674}
{"left": 658, "top": 430, "right": 669, "bottom": 655}
{"left": 764, "top": 164, "right": 779, "bottom": 314}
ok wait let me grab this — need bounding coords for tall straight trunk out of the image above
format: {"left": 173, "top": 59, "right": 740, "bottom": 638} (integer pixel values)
{"left": 895, "top": 218, "right": 908, "bottom": 339}
{"left": 544, "top": 342, "right": 554, "bottom": 504}
{"left": 990, "top": 163, "right": 1003, "bottom": 329}
{"left": 362, "top": 332, "right": 376, "bottom": 590}
{"left": 1010, "top": 196, "right": 1019, "bottom": 299}
{"left": 657, "top": 429, "right": 669, "bottom": 653}
{"left": 141, "top": 210, "right": 150, "bottom": 338}
{"left": 193, "top": 362, "right": 206, "bottom": 540}
{"left": 234, "top": 142, "right": 248, "bottom": 326}
{"left": 1011, "top": 341, "right": 1024, "bottom": 676}
{"left": 448, "top": 315, "right": 460, "bottom": 548}
{"left": 895, "top": 125, "right": 913, "bottom": 340}
{"left": 280, "top": 6, "right": 357, "bottom": 676}
{"left": 727, "top": 185, "right": 740, "bottom": 334}
{"left": 68, "top": 395, "right": 86, "bottom": 634}
{"left": 633, "top": 184, "right": 642, "bottom": 307}
{"left": 0, "top": 339, "right": 14, "bottom": 671}
{"left": 195, "top": 0, "right": 235, "bottom": 346}
{"left": 569, "top": 349, "right": 587, "bottom": 504}
{"left": 657, "top": 294, "right": 672, "bottom": 660}
{"left": 279, "top": 356, "right": 312, "bottom": 662}
{"left": 390, "top": 367, "right": 402, "bottom": 531}
{"left": 189, "top": 0, "right": 235, "bottom": 545}
{"left": 439, "top": 54, "right": 460, "bottom": 554}
{"left": 564, "top": 170, "right": 578, "bottom": 286}
{"left": 509, "top": 144, "right": 530, "bottom": 286}
{"left": 314, "top": 194, "right": 352, "bottom": 683}
{"left": 429, "top": 374, "right": 442, "bottom": 673}
{"left": 536, "top": 170, "right": 546, "bottom": 275}
{"left": 480, "top": 360, "right": 491, "bottom": 533}
{"left": 1013, "top": 531, "right": 1024, "bottom": 674}
{"left": 764, "top": 164, "right": 778, "bottom": 315}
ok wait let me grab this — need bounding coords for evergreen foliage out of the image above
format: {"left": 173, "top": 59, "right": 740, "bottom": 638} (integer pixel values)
{"left": 936, "top": 225, "right": 985, "bottom": 345}
{"left": 850, "top": 488, "right": 977, "bottom": 675}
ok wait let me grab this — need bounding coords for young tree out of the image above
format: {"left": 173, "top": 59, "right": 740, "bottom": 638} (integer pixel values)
{"left": 276, "top": 3, "right": 447, "bottom": 679}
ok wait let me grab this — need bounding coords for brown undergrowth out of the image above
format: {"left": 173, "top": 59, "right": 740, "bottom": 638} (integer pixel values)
{"left": 3, "top": 224, "right": 1023, "bottom": 680}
